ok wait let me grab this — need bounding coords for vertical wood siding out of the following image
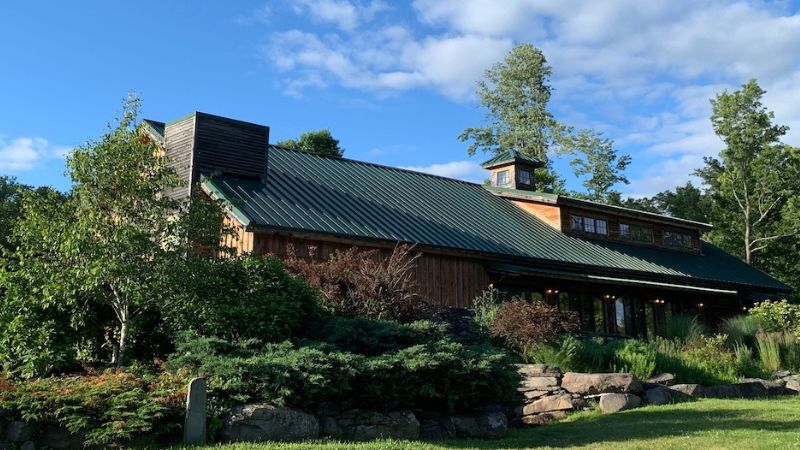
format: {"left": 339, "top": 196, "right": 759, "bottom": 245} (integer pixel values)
{"left": 249, "top": 233, "right": 491, "bottom": 308}
{"left": 163, "top": 115, "right": 196, "bottom": 200}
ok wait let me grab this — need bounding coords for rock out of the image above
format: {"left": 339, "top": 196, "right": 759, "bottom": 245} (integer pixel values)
{"left": 701, "top": 382, "right": 769, "bottom": 399}
{"left": 783, "top": 376, "right": 800, "bottom": 392}
{"left": 773, "top": 370, "right": 792, "bottom": 379}
{"left": 323, "top": 410, "right": 420, "bottom": 441}
{"left": 521, "top": 394, "right": 574, "bottom": 415}
{"left": 221, "top": 404, "right": 319, "bottom": 442}
{"left": 644, "top": 386, "right": 671, "bottom": 405}
{"left": 38, "top": 425, "right": 84, "bottom": 450}
{"left": 741, "top": 378, "right": 792, "bottom": 396}
{"left": 451, "top": 412, "right": 507, "bottom": 439}
{"left": 5, "top": 421, "right": 33, "bottom": 442}
{"left": 599, "top": 393, "right": 641, "bottom": 413}
{"left": 518, "top": 377, "right": 560, "bottom": 391}
{"left": 646, "top": 373, "right": 676, "bottom": 386}
{"left": 518, "top": 411, "right": 567, "bottom": 426}
{"left": 419, "top": 417, "right": 456, "bottom": 440}
{"left": 669, "top": 384, "right": 705, "bottom": 397}
{"left": 561, "top": 373, "right": 644, "bottom": 395}
{"left": 516, "top": 364, "right": 562, "bottom": 377}
{"left": 20, "top": 442, "right": 34, "bottom": 450}
{"left": 184, "top": 377, "right": 207, "bottom": 445}
{"left": 521, "top": 390, "right": 551, "bottom": 401}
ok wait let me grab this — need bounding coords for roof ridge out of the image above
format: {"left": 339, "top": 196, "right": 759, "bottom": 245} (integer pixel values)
{"left": 269, "top": 144, "right": 485, "bottom": 187}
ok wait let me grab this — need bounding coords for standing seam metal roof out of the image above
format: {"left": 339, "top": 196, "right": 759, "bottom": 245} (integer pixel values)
{"left": 201, "top": 146, "right": 790, "bottom": 293}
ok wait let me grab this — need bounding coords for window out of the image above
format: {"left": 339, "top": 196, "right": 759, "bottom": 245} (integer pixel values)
{"left": 620, "top": 222, "right": 654, "bottom": 243}
{"left": 496, "top": 170, "right": 510, "bottom": 186}
{"left": 518, "top": 169, "right": 531, "bottom": 185}
{"left": 570, "top": 214, "right": 607, "bottom": 236}
{"left": 664, "top": 230, "right": 693, "bottom": 249}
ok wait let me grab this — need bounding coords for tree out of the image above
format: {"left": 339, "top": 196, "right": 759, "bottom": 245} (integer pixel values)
{"left": 704, "top": 79, "right": 800, "bottom": 264}
{"left": 569, "top": 131, "right": 631, "bottom": 202}
{"left": 1, "top": 96, "right": 189, "bottom": 368}
{"left": 277, "top": 129, "right": 344, "bottom": 158}
{"left": 459, "top": 44, "right": 571, "bottom": 190}
{"left": 652, "top": 181, "right": 713, "bottom": 223}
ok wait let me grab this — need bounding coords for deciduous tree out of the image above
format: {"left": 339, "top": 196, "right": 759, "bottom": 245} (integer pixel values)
{"left": 277, "top": 129, "right": 344, "bottom": 158}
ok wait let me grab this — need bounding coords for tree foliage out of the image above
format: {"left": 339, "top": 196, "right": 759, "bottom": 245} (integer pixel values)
{"left": 701, "top": 79, "right": 800, "bottom": 265}
{"left": 277, "top": 129, "right": 344, "bottom": 158}
{"left": 569, "top": 131, "right": 631, "bottom": 202}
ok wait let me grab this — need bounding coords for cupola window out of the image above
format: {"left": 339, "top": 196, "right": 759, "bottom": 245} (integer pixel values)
{"left": 518, "top": 169, "right": 531, "bottom": 185}
{"left": 496, "top": 170, "right": 510, "bottom": 187}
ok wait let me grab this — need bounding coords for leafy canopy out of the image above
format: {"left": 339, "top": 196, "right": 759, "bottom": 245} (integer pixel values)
{"left": 277, "top": 129, "right": 344, "bottom": 158}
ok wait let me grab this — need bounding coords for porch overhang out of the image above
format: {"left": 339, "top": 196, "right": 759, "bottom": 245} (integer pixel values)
{"left": 487, "top": 263, "right": 738, "bottom": 296}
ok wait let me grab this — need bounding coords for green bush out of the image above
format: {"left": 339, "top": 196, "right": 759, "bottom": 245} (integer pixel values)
{"left": 301, "top": 316, "right": 447, "bottom": 356}
{"left": 0, "top": 370, "right": 188, "bottom": 447}
{"left": 667, "top": 314, "right": 707, "bottom": 344}
{"left": 167, "top": 333, "right": 519, "bottom": 414}
{"left": 472, "top": 287, "right": 505, "bottom": 332}
{"left": 749, "top": 299, "right": 800, "bottom": 335}
{"left": 524, "top": 335, "right": 583, "bottom": 371}
{"left": 612, "top": 340, "right": 656, "bottom": 380}
{"left": 721, "top": 315, "right": 763, "bottom": 347}
{"left": 161, "top": 255, "right": 317, "bottom": 342}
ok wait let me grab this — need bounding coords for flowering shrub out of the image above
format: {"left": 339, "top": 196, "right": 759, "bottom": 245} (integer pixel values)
{"left": 489, "top": 299, "right": 580, "bottom": 350}
{"left": 748, "top": 299, "right": 800, "bottom": 336}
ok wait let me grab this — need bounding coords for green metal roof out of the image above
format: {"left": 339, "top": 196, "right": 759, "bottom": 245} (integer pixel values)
{"left": 480, "top": 149, "right": 545, "bottom": 169}
{"left": 201, "top": 146, "right": 790, "bottom": 293}
{"left": 141, "top": 119, "right": 165, "bottom": 143}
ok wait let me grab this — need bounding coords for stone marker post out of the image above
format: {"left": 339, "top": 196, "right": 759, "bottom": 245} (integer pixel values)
{"left": 184, "top": 377, "right": 207, "bottom": 445}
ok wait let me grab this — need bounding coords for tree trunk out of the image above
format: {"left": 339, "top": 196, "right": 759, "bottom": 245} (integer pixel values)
{"left": 117, "top": 304, "right": 130, "bottom": 367}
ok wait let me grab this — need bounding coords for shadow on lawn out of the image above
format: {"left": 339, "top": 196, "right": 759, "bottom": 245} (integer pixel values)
{"left": 437, "top": 406, "right": 800, "bottom": 448}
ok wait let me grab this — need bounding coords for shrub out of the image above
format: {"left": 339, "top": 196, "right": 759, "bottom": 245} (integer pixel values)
{"left": 749, "top": 299, "right": 800, "bottom": 335}
{"left": 666, "top": 314, "right": 707, "bottom": 344}
{"left": 0, "top": 370, "right": 188, "bottom": 447}
{"left": 161, "top": 255, "right": 317, "bottom": 342}
{"left": 285, "top": 244, "right": 423, "bottom": 321}
{"left": 167, "top": 334, "right": 519, "bottom": 415}
{"left": 756, "top": 332, "right": 783, "bottom": 372}
{"left": 472, "top": 287, "right": 506, "bottom": 332}
{"left": 612, "top": 340, "right": 656, "bottom": 380}
{"left": 523, "top": 335, "right": 583, "bottom": 371}
{"left": 489, "top": 299, "right": 580, "bottom": 351}
{"left": 301, "top": 316, "right": 447, "bottom": 356}
{"left": 733, "top": 342, "right": 766, "bottom": 378}
{"left": 720, "top": 315, "right": 763, "bottom": 347}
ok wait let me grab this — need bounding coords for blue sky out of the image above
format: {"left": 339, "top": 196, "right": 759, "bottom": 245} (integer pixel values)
{"left": 2, "top": 1, "right": 800, "bottom": 196}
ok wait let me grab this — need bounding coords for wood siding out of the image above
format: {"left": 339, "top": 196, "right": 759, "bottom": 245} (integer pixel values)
{"left": 511, "top": 200, "right": 561, "bottom": 229}
{"left": 164, "top": 114, "right": 196, "bottom": 200}
{"left": 222, "top": 216, "right": 254, "bottom": 254}
{"left": 249, "top": 232, "right": 491, "bottom": 307}
{"left": 193, "top": 113, "right": 269, "bottom": 181}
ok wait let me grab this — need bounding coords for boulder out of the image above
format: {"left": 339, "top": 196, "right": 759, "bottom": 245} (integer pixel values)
{"left": 450, "top": 412, "right": 507, "bottom": 439}
{"left": 419, "top": 417, "right": 456, "bottom": 440}
{"left": 518, "top": 411, "right": 567, "bottom": 426}
{"left": 599, "top": 393, "right": 641, "bottom": 413}
{"left": 784, "top": 376, "right": 800, "bottom": 392}
{"left": 521, "top": 394, "right": 575, "bottom": 415}
{"left": 773, "top": 370, "right": 792, "bottom": 379}
{"left": 322, "top": 410, "right": 420, "bottom": 441}
{"left": 38, "top": 425, "right": 84, "bottom": 450}
{"left": 701, "top": 382, "right": 769, "bottom": 399}
{"left": 561, "top": 373, "right": 644, "bottom": 395}
{"left": 646, "top": 373, "right": 676, "bottom": 386}
{"left": 669, "top": 384, "right": 705, "bottom": 397}
{"left": 220, "top": 404, "right": 319, "bottom": 442}
{"left": 521, "top": 390, "right": 551, "bottom": 401}
{"left": 5, "top": 421, "right": 32, "bottom": 443}
{"left": 519, "top": 377, "right": 560, "bottom": 391}
{"left": 644, "top": 386, "right": 672, "bottom": 405}
{"left": 741, "top": 378, "right": 792, "bottom": 396}
{"left": 516, "top": 364, "right": 562, "bottom": 377}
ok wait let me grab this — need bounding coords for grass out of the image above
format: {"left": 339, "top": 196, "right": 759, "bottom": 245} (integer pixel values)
{"left": 175, "top": 397, "right": 800, "bottom": 450}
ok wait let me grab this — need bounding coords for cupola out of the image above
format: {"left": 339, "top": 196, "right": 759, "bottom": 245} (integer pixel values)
{"left": 481, "top": 149, "right": 545, "bottom": 191}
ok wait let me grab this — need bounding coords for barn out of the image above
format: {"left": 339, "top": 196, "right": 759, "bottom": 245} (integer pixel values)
{"left": 142, "top": 112, "right": 791, "bottom": 339}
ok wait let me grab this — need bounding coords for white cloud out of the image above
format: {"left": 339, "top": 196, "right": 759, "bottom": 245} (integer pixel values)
{"left": 401, "top": 160, "right": 485, "bottom": 182}
{"left": 289, "top": 0, "right": 387, "bottom": 31}
{"left": 626, "top": 154, "right": 705, "bottom": 198}
{"left": 0, "top": 136, "right": 70, "bottom": 171}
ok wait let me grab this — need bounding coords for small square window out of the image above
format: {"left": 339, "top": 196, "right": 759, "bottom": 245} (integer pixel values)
{"left": 518, "top": 169, "right": 531, "bottom": 185}
{"left": 620, "top": 223, "right": 630, "bottom": 238}
{"left": 571, "top": 215, "right": 583, "bottom": 230}
{"left": 496, "top": 170, "right": 510, "bottom": 186}
{"left": 596, "top": 219, "right": 607, "bottom": 235}
{"left": 584, "top": 217, "right": 596, "bottom": 233}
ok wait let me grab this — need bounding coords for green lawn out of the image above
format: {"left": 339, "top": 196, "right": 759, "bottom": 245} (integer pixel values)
{"left": 178, "top": 397, "right": 800, "bottom": 450}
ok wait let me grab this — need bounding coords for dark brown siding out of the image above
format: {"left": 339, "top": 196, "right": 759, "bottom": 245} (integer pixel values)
{"left": 250, "top": 233, "right": 491, "bottom": 308}
{"left": 164, "top": 114, "right": 196, "bottom": 200}
{"left": 193, "top": 113, "right": 269, "bottom": 181}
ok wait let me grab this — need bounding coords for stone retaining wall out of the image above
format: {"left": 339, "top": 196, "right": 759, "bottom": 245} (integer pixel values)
{"left": 512, "top": 364, "right": 800, "bottom": 426}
